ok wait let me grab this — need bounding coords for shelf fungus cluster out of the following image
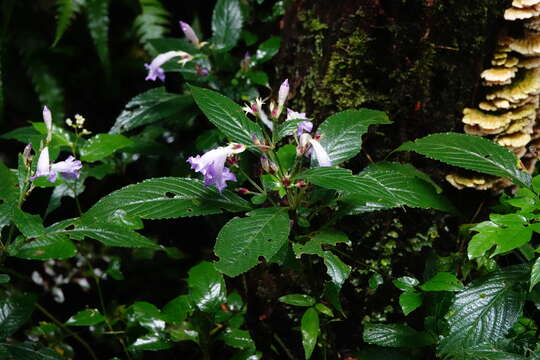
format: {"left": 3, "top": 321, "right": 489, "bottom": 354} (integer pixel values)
{"left": 448, "top": 0, "right": 540, "bottom": 190}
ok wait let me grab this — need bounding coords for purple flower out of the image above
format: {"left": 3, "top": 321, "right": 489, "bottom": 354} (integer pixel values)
{"left": 286, "top": 109, "right": 307, "bottom": 121}
{"left": 31, "top": 147, "right": 82, "bottom": 183}
{"left": 278, "top": 79, "right": 289, "bottom": 109}
{"left": 144, "top": 51, "right": 192, "bottom": 82}
{"left": 43, "top": 106, "right": 52, "bottom": 142}
{"left": 297, "top": 134, "right": 331, "bottom": 167}
{"left": 187, "top": 143, "right": 246, "bottom": 191}
{"left": 179, "top": 21, "right": 200, "bottom": 46}
{"left": 297, "top": 121, "right": 313, "bottom": 136}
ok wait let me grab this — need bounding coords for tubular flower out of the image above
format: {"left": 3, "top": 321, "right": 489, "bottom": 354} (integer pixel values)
{"left": 286, "top": 109, "right": 307, "bottom": 121}
{"left": 145, "top": 51, "right": 193, "bottom": 81}
{"left": 43, "top": 106, "right": 53, "bottom": 143}
{"left": 277, "top": 79, "right": 289, "bottom": 116}
{"left": 187, "top": 143, "right": 246, "bottom": 191}
{"left": 179, "top": 21, "right": 200, "bottom": 47}
{"left": 297, "top": 121, "right": 313, "bottom": 136}
{"left": 297, "top": 134, "right": 331, "bottom": 167}
{"left": 31, "top": 147, "right": 82, "bottom": 183}
{"left": 253, "top": 98, "right": 273, "bottom": 130}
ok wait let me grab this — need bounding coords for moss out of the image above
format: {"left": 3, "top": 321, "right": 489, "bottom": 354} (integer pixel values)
{"left": 298, "top": 10, "right": 328, "bottom": 32}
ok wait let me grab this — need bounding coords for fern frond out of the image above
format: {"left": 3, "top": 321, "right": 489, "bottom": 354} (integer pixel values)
{"left": 53, "top": 0, "right": 85, "bottom": 46}
{"left": 133, "top": 0, "right": 170, "bottom": 53}
{"left": 86, "top": 0, "right": 110, "bottom": 72}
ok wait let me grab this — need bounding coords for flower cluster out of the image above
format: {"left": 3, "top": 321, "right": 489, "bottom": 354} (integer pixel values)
{"left": 187, "top": 79, "right": 331, "bottom": 192}
{"left": 30, "top": 106, "right": 83, "bottom": 183}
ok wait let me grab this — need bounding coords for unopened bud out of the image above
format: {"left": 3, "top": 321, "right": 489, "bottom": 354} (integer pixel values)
{"left": 282, "top": 176, "right": 291, "bottom": 187}
{"left": 260, "top": 154, "right": 270, "bottom": 173}
{"left": 269, "top": 161, "right": 278, "bottom": 174}
{"left": 236, "top": 187, "right": 250, "bottom": 195}
{"left": 251, "top": 134, "right": 262, "bottom": 146}
{"left": 295, "top": 180, "right": 307, "bottom": 188}
{"left": 23, "top": 143, "right": 32, "bottom": 166}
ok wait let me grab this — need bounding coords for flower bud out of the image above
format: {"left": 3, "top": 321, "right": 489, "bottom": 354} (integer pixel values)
{"left": 43, "top": 106, "right": 52, "bottom": 143}
{"left": 236, "top": 187, "right": 251, "bottom": 195}
{"left": 260, "top": 154, "right": 270, "bottom": 173}
{"left": 179, "top": 21, "right": 200, "bottom": 47}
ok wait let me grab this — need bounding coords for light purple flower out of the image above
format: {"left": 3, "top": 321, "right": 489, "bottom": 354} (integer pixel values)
{"left": 297, "top": 134, "right": 331, "bottom": 167}
{"left": 179, "top": 21, "right": 200, "bottom": 46}
{"left": 297, "top": 121, "right": 313, "bottom": 136}
{"left": 286, "top": 109, "right": 307, "bottom": 121}
{"left": 43, "top": 106, "right": 52, "bottom": 141}
{"left": 31, "top": 147, "right": 82, "bottom": 183}
{"left": 144, "top": 51, "right": 192, "bottom": 82}
{"left": 187, "top": 143, "right": 246, "bottom": 191}
{"left": 278, "top": 79, "right": 289, "bottom": 109}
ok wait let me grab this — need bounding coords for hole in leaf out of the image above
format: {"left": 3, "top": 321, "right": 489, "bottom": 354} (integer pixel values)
{"left": 484, "top": 154, "right": 491, "bottom": 159}
{"left": 258, "top": 256, "right": 265, "bottom": 262}
{"left": 66, "top": 224, "right": 75, "bottom": 231}
{"left": 267, "top": 239, "right": 272, "bottom": 242}
{"left": 187, "top": 208, "right": 193, "bottom": 212}
{"left": 165, "top": 192, "right": 176, "bottom": 198}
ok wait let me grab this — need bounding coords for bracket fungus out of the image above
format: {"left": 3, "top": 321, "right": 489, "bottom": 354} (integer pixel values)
{"left": 451, "top": 3, "right": 540, "bottom": 190}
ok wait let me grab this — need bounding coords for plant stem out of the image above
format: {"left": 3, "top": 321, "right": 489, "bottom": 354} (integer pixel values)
{"left": 273, "top": 333, "right": 298, "bottom": 360}
{"left": 36, "top": 303, "right": 99, "bottom": 360}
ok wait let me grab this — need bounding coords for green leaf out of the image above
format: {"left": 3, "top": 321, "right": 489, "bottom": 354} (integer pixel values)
{"left": 420, "top": 272, "right": 464, "bottom": 292}
{"left": 11, "top": 208, "right": 45, "bottom": 238}
{"left": 65, "top": 309, "right": 106, "bottom": 326}
{"left": 129, "top": 301, "right": 165, "bottom": 333}
{"left": 79, "top": 134, "right": 133, "bottom": 162}
{"left": 278, "top": 294, "right": 316, "bottom": 307}
{"left": 0, "top": 275, "right": 10, "bottom": 284}
{"left": 0, "top": 293, "right": 36, "bottom": 338}
{"left": 214, "top": 208, "right": 290, "bottom": 277}
{"left": 53, "top": 0, "right": 80, "bottom": 46}
{"left": 468, "top": 221, "right": 532, "bottom": 259}
{"left": 0, "top": 127, "right": 42, "bottom": 148}
{"left": 399, "top": 292, "right": 422, "bottom": 315}
{"left": 133, "top": 0, "right": 170, "bottom": 52}
{"left": 530, "top": 257, "right": 540, "bottom": 292}
{"left": 222, "top": 328, "right": 255, "bottom": 350}
{"left": 363, "top": 323, "right": 435, "bottom": 348}
{"left": 86, "top": 0, "right": 110, "bottom": 71}
{"left": 369, "top": 273, "right": 384, "bottom": 290}
{"left": 212, "top": 0, "right": 243, "bottom": 52}
{"left": 396, "top": 133, "right": 531, "bottom": 188}
{"left": 393, "top": 276, "right": 419, "bottom": 292}
{"left": 162, "top": 295, "right": 193, "bottom": 324}
{"left": 0, "top": 203, "right": 11, "bottom": 232}
{"left": 254, "top": 36, "right": 281, "bottom": 63}
{"left": 13, "top": 233, "right": 77, "bottom": 260}
{"left": 276, "top": 119, "right": 304, "bottom": 140}
{"left": 303, "top": 166, "right": 454, "bottom": 213}
{"left": 0, "top": 161, "right": 17, "bottom": 203}
{"left": 0, "top": 343, "right": 63, "bottom": 360}
{"left": 301, "top": 307, "right": 319, "bottom": 360}
{"left": 82, "top": 177, "right": 251, "bottom": 222}
{"left": 187, "top": 262, "right": 226, "bottom": 312}
{"left": 110, "top": 88, "right": 194, "bottom": 133}
{"left": 438, "top": 266, "right": 527, "bottom": 358}
{"left": 460, "top": 345, "right": 528, "bottom": 360}
{"left": 190, "top": 85, "right": 264, "bottom": 146}
{"left": 317, "top": 109, "right": 391, "bottom": 165}
{"left": 293, "top": 231, "right": 351, "bottom": 288}
{"left": 66, "top": 222, "right": 158, "bottom": 248}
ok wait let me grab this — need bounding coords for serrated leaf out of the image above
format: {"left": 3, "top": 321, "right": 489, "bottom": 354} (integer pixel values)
{"left": 189, "top": 85, "right": 264, "bottom": 146}
{"left": 11, "top": 208, "right": 45, "bottom": 238}
{"left": 420, "top": 272, "right": 464, "bottom": 292}
{"left": 212, "top": 0, "right": 243, "bottom": 52}
{"left": 399, "top": 292, "right": 422, "bottom": 315}
{"left": 278, "top": 294, "right": 316, "bottom": 307}
{"left": 303, "top": 166, "right": 454, "bottom": 213}
{"left": 531, "top": 257, "right": 540, "bottom": 292}
{"left": 82, "top": 177, "right": 251, "bottom": 222}
{"left": 460, "top": 345, "right": 528, "bottom": 360}
{"left": 86, "top": 0, "right": 110, "bottom": 71}
{"left": 276, "top": 119, "right": 304, "bottom": 140}
{"left": 438, "top": 266, "right": 528, "bottom": 358}
{"left": 187, "top": 262, "right": 226, "bottom": 312}
{"left": 67, "top": 222, "right": 158, "bottom": 248}
{"left": 254, "top": 36, "right": 281, "bottom": 63}
{"left": 363, "top": 323, "right": 435, "bottom": 348}
{"left": 53, "top": 0, "right": 79, "bottom": 46}
{"left": 110, "top": 88, "right": 194, "bottom": 133}
{"left": 0, "top": 161, "right": 17, "bottom": 203}
{"left": 79, "top": 134, "right": 133, "bottom": 162}
{"left": 214, "top": 208, "right": 290, "bottom": 277}
{"left": 317, "top": 109, "right": 391, "bottom": 165}
{"left": 396, "top": 133, "right": 531, "bottom": 188}
{"left": 468, "top": 221, "right": 532, "bottom": 259}
{"left": 301, "top": 307, "right": 319, "bottom": 360}
{"left": 0, "top": 293, "right": 36, "bottom": 338}
{"left": 13, "top": 233, "right": 77, "bottom": 260}
{"left": 65, "top": 309, "right": 106, "bottom": 326}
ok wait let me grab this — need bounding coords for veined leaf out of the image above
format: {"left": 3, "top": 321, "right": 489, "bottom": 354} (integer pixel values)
{"left": 293, "top": 231, "right": 351, "bottom": 287}
{"left": 187, "top": 261, "right": 226, "bottom": 312}
{"left": 67, "top": 222, "right": 158, "bottom": 248}
{"left": 363, "top": 323, "right": 435, "bottom": 348}
{"left": 212, "top": 0, "right": 243, "bottom": 52}
{"left": 13, "top": 233, "right": 77, "bottom": 260}
{"left": 303, "top": 165, "right": 454, "bottom": 213}
{"left": 301, "top": 307, "right": 319, "bottom": 360}
{"left": 420, "top": 272, "right": 464, "bottom": 292}
{"left": 278, "top": 294, "right": 316, "bottom": 307}
{"left": 254, "top": 36, "right": 281, "bottom": 64}
{"left": 438, "top": 266, "right": 528, "bottom": 359}
{"left": 82, "top": 177, "right": 251, "bottom": 222}
{"left": 86, "top": 0, "right": 110, "bottom": 71}
{"left": 189, "top": 85, "right": 264, "bottom": 146}
{"left": 317, "top": 109, "right": 391, "bottom": 165}
{"left": 65, "top": 309, "right": 106, "bottom": 326}
{"left": 79, "top": 134, "right": 133, "bottom": 162}
{"left": 53, "top": 0, "right": 82, "bottom": 46}
{"left": 0, "top": 161, "right": 17, "bottom": 203}
{"left": 531, "top": 257, "right": 540, "bottom": 291}
{"left": 0, "top": 293, "right": 36, "bottom": 338}
{"left": 214, "top": 208, "right": 290, "bottom": 277}
{"left": 396, "top": 133, "right": 531, "bottom": 188}
{"left": 110, "top": 88, "right": 194, "bottom": 133}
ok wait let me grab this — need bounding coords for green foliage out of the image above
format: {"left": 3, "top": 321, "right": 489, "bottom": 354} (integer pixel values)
{"left": 301, "top": 307, "right": 319, "bottom": 359}
{"left": 53, "top": 0, "right": 79, "bottom": 46}
{"left": 79, "top": 134, "right": 133, "bottom": 162}
{"left": 317, "top": 109, "right": 391, "bottom": 165}
{"left": 65, "top": 309, "right": 106, "bottom": 326}
{"left": 0, "top": 293, "right": 36, "bottom": 339}
{"left": 187, "top": 262, "right": 226, "bottom": 312}
{"left": 397, "top": 133, "right": 531, "bottom": 188}
{"left": 214, "top": 207, "right": 290, "bottom": 277}
{"left": 133, "top": 0, "right": 170, "bottom": 51}
{"left": 363, "top": 324, "right": 435, "bottom": 348}
{"left": 278, "top": 294, "right": 316, "bottom": 307}
{"left": 86, "top": 0, "right": 110, "bottom": 71}
{"left": 212, "top": 0, "right": 243, "bottom": 52}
